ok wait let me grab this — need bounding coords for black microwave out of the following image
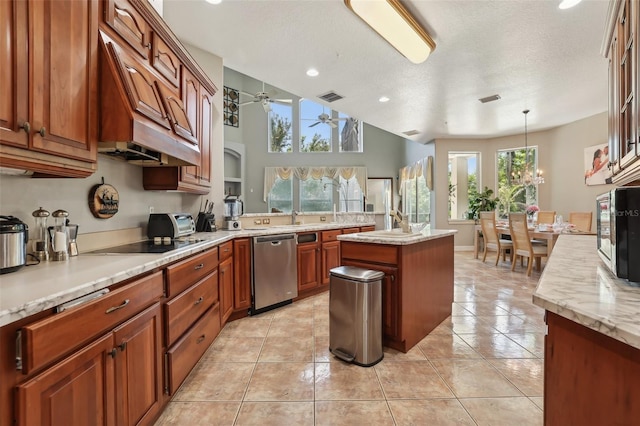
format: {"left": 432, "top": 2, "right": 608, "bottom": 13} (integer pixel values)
{"left": 596, "top": 187, "right": 640, "bottom": 283}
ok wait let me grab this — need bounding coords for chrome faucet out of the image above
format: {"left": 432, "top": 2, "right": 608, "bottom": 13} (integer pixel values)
{"left": 390, "top": 210, "right": 410, "bottom": 233}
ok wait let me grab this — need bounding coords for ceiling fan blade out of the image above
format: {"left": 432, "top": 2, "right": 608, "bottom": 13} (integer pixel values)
{"left": 239, "top": 90, "right": 257, "bottom": 98}
{"left": 328, "top": 121, "right": 338, "bottom": 129}
{"left": 272, "top": 99, "right": 292, "bottom": 105}
{"left": 239, "top": 100, "right": 258, "bottom": 107}
{"left": 309, "top": 122, "right": 320, "bottom": 128}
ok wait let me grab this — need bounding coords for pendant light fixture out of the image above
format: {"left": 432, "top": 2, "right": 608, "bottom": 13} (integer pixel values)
{"left": 511, "top": 109, "right": 544, "bottom": 186}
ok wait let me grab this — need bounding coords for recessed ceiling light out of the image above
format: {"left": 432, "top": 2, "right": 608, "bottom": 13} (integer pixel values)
{"left": 559, "top": 0, "right": 582, "bottom": 9}
{"left": 306, "top": 68, "right": 319, "bottom": 77}
{"left": 379, "top": 96, "right": 390, "bottom": 103}
{"left": 205, "top": 0, "right": 222, "bottom": 5}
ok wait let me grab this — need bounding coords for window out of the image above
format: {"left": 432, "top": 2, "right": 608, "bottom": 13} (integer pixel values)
{"left": 448, "top": 152, "right": 480, "bottom": 220}
{"left": 338, "top": 176, "right": 364, "bottom": 212}
{"left": 338, "top": 113, "right": 363, "bottom": 152}
{"left": 268, "top": 103, "right": 292, "bottom": 153}
{"left": 403, "top": 175, "right": 430, "bottom": 224}
{"left": 267, "top": 177, "right": 292, "bottom": 212}
{"left": 496, "top": 147, "right": 538, "bottom": 218}
{"left": 300, "top": 177, "right": 333, "bottom": 211}
{"left": 299, "top": 99, "right": 331, "bottom": 152}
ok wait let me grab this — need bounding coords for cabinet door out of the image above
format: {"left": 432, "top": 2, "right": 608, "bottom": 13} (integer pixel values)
{"left": 219, "top": 256, "right": 234, "bottom": 324}
{"left": 152, "top": 32, "right": 180, "bottom": 88}
{"left": 233, "top": 238, "right": 252, "bottom": 310}
{"left": 321, "top": 241, "right": 341, "bottom": 286}
{"left": 342, "top": 260, "right": 399, "bottom": 341}
{"left": 104, "top": 0, "right": 150, "bottom": 59}
{"left": 180, "top": 67, "right": 201, "bottom": 185}
{"left": 0, "top": 0, "right": 28, "bottom": 148}
{"left": 297, "top": 243, "right": 320, "bottom": 292}
{"left": 113, "top": 303, "right": 162, "bottom": 426}
{"left": 15, "top": 333, "right": 115, "bottom": 426}
{"left": 198, "top": 86, "right": 213, "bottom": 186}
{"left": 29, "top": 0, "right": 98, "bottom": 162}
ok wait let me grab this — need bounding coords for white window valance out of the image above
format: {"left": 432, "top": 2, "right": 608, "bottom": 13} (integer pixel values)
{"left": 398, "top": 156, "right": 433, "bottom": 194}
{"left": 264, "top": 166, "right": 368, "bottom": 202}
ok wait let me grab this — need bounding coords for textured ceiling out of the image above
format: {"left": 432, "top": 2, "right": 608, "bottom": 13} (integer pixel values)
{"left": 163, "top": 0, "right": 610, "bottom": 143}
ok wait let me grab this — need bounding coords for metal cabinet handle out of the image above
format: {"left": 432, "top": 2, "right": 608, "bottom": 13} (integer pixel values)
{"left": 38, "top": 127, "right": 46, "bottom": 137}
{"left": 20, "top": 122, "right": 30, "bottom": 134}
{"left": 119, "top": 342, "right": 127, "bottom": 351}
{"left": 105, "top": 299, "right": 130, "bottom": 314}
{"left": 109, "top": 348, "right": 117, "bottom": 358}
{"left": 196, "top": 334, "right": 205, "bottom": 344}
{"left": 194, "top": 296, "right": 204, "bottom": 306}
{"left": 194, "top": 263, "right": 204, "bottom": 270}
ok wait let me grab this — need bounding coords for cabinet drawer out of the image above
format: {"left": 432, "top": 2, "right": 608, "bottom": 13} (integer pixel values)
{"left": 342, "top": 227, "right": 360, "bottom": 235}
{"left": 321, "top": 229, "right": 342, "bottom": 242}
{"left": 341, "top": 241, "right": 398, "bottom": 265}
{"left": 360, "top": 226, "right": 376, "bottom": 233}
{"left": 219, "top": 241, "right": 233, "bottom": 262}
{"left": 166, "top": 247, "right": 218, "bottom": 297}
{"left": 166, "top": 303, "right": 220, "bottom": 395}
{"left": 21, "top": 271, "right": 163, "bottom": 374}
{"left": 165, "top": 270, "right": 218, "bottom": 346}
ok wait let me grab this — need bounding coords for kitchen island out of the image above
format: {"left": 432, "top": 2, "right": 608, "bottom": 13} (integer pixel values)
{"left": 533, "top": 235, "right": 640, "bottom": 425}
{"left": 338, "top": 228, "right": 457, "bottom": 353}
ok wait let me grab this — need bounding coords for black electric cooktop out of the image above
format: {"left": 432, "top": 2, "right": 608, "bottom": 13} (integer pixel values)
{"left": 90, "top": 238, "right": 205, "bottom": 254}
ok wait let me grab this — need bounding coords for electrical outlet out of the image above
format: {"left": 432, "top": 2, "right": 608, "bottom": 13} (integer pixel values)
{"left": 263, "top": 218, "right": 270, "bottom": 224}
{"left": 254, "top": 219, "right": 262, "bottom": 225}
{"left": 320, "top": 216, "right": 326, "bottom": 222}
{"left": 149, "top": 206, "right": 154, "bottom": 214}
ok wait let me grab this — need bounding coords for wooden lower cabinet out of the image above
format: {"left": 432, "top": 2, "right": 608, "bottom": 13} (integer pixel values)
{"left": 297, "top": 240, "right": 320, "bottom": 292}
{"left": 113, "top": 303, "right": 163, "bottom": 426}
{"left": 15, "top": 302, "right": 162, "bottom": 426}
{"left": 15, "top": 333, "right": 115, "bottom": 426}
{"left": 219, "top": 256, "right": 234, "bottom": 323}
{"left": 233, "top": 238, "right": 251, "bottom": 311}
{"left": 321, "top": 240, "right": 340, "bottom": 286}
{"left": 544, "top": 311, "right": 640, "bottom": 425}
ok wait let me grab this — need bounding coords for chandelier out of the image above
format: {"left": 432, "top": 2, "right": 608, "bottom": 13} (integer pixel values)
{"left": 511, "top": 109, "right": 544, "bottom": 186}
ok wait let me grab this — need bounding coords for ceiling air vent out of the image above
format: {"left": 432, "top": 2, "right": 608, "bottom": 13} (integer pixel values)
{"left": 317, "top": 91, "right": 344, "bottom": 103}
{"left": 479, "top": 94, "right": 501, "bottom": 103}
{"left": 403, "top": 130, "right": 420, "bottom": 136}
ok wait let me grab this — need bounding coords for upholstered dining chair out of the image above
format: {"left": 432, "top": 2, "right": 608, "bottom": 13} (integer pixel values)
{"left": 569, "top": 212, "right": 593, "bottom": 232}
{"left": 479, "top": 212, "right": 513, "bottom": 265}
{"left": 536, "top": 211, "right": 556, "bottom": 225}
{"left": 509, "top": 213, "right": 548, "bottom": 276}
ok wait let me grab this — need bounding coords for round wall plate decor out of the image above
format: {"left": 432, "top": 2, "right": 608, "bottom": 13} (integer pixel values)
{"left": 88, "top": 178, "right": 120, "bottom": 219}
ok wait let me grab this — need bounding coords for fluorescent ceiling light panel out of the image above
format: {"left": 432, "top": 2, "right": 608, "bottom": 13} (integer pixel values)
{"left": 559, "top": 0, "right": 582, "bottom": 9}
{"left": 344, "top": 0, "right": 436, "bottom": 64}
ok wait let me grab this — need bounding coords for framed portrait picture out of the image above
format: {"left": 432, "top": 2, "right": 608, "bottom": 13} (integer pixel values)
{"left": 584, "top": 143, "right": 612, "bottom": 186}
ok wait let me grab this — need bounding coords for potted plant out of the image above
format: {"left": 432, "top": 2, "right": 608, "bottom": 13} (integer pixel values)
{"left": 467, "top": 187, "right": 497, "bottom": 221}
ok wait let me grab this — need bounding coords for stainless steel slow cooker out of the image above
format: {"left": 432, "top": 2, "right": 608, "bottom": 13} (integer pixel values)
{"left": 0, "top": 215, "right": 28, "bottom": 274}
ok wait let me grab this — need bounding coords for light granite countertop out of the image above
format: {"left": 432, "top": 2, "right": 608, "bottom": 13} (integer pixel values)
{"left": 338, "top": 228, "right": 457, "bottom": 245}
{"left": 533, "top": 234, "right": 640, "bottom": 350}
{"left": 0, "top": 222, "right": 373, "bottom": 328}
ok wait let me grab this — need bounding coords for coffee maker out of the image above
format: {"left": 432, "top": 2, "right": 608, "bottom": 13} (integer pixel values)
{"left": 223, "top": 195, "right": 243, "bottom": 230}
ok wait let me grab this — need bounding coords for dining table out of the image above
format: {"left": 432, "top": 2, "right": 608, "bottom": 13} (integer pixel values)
{"left": 473, "top": 223, "right": 595, "bottom": 259}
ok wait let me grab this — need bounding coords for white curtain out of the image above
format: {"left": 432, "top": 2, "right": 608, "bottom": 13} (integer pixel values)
{"left": 263, "top": 166, "right": 368, "bottom": 202}
{"left": 398, "top": 156, "right": 433, "bottom": 195}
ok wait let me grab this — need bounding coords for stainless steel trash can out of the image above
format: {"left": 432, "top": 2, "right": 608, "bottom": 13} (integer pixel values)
{"left": 329, "top": 266, "right": 384, "bottom": 367}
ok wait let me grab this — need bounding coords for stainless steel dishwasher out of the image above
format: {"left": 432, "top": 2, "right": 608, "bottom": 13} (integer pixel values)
{"left": 251, "top": 233, "right": 298, "bottom": 314}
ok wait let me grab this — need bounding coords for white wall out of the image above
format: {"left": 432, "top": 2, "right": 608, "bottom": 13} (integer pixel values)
{"left": 404, "top": 112, "right": 609, "bottom": 247}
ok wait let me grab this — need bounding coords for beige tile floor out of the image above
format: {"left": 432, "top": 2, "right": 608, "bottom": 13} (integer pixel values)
{"left": 156, "top": 252, "right": 545, "bottom": 425}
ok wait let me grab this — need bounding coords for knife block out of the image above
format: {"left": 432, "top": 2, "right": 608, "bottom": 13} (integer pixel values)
{"left": 196, "top": 213, "right": 217, "bottom": 232}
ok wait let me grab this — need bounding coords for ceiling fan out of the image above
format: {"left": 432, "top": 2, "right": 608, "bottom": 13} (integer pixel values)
{"left": 239, "top": 82, "right": 292, "bottom": 113}
{"left": 309, "top": 113, "right": 347, "bottom": 129}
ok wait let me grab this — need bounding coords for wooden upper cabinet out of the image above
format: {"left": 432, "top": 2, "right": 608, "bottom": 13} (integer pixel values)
{"left": 105, "top": 0, "right": 150, "bottom": 59}
{"left": 0, "top": 0, "right": 28, "bottom": 148}
{"left": 1, "top": 0, "right": 98, "bottom": 176}
{"left": 108, "top": 41, "right": 170, "bottom": 129}
{"left": 152, "top": 32, "right": 180, "bottom": 87}
{"left": 198, "top": 86, "right": 213, "bottom": 186}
